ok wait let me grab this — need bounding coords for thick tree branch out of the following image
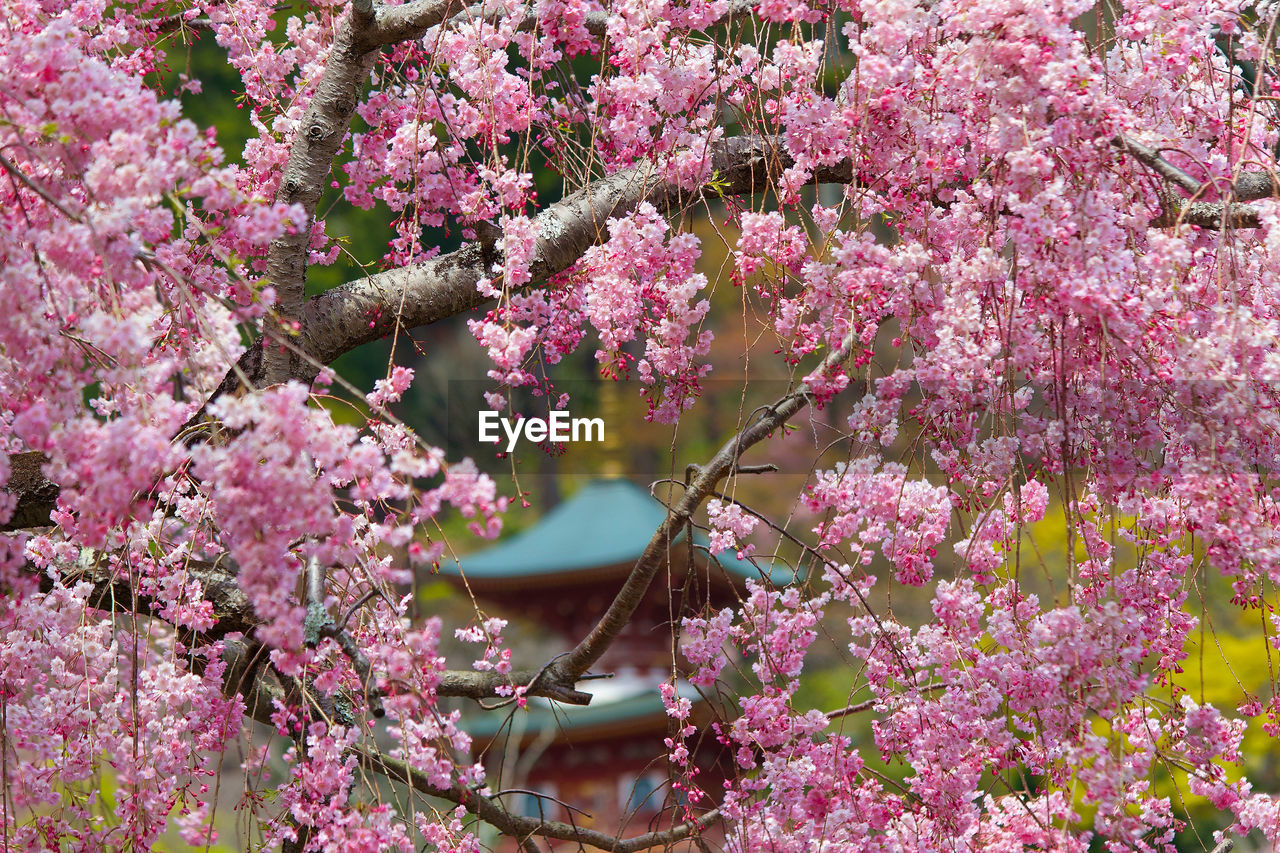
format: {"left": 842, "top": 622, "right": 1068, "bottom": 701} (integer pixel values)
{"left": 303, "top": 135, "right": 852, "bottom": 369}
{"left": 1112, "top": 134, "right": 1204, "bottom": 194}
{"left": 31, "top": 553, "right": 257, "bottom": 638}
{"left": 2, "top": 452, "right": 58, "bottom": 532}
{"left": 438, "top": 668, "right": 592, "bottom": 704}
{"left": 1161, "top": 201, "right": 1262, "bottom": 229}
{"left": 260, "top": 7, "right": 380, "bottom": 384}
{"left": 1233, "top": 171, "right": 1280, "bottom": 202}
{"left": 363, "top": 0, "right": 459, "bottom": 49}
{"left": 1112, "top": 133, "right": 1276, "bottom": 228}
{"left": 260, "top": 0, "right": 457, "bottom": 385}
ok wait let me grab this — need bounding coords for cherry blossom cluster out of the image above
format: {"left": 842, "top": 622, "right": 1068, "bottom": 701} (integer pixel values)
{"left": 662, "top": 0, "right": 1280, "bottom": 846}
{"left": 806, "top": 459, "right": 952, "bottom": 586}
{"left": 0, "top": 581, "right": 240, "bottom": 848}
{"left": 705, "top": 498, "right": 759, "bottom": 559}
{"left": 8, "top": 0, "right": 1280, "bottom": 846}
{"left": 577, "top": 203, "right": 713, "bottom": 419}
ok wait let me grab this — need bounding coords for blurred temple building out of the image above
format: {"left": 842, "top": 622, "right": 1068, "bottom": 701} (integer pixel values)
{"left": 446, "top": 478, "right": 786, "bottom": 850}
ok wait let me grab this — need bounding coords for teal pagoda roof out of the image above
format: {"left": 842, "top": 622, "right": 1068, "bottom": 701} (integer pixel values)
{"left": 463, "top": 674, "right": 701, "bottom": 741}
{"left": 450, "top": 479, "right": 790, "bottom": 586}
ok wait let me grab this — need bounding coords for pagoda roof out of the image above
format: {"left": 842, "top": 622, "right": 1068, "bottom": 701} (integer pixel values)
{"left": 450, "top": 479, "right": 791, "bottom": 586}
{"left": 464, "top": 673, "right": 700, "bottom": 742}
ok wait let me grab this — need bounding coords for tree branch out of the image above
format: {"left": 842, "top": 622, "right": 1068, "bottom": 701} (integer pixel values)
{"left": 1161, "top": 200, "right": 1261, "bottom": 229}
{"left": 1, "top": 452, "right": 58, "bottom": 532}
{"left": 1112, "top": 133, "right": 1276, "bottom": 228}
{"left": 1112, "top": 134, "right": 1204, "bottom": 194}
{"left": 259, "top": 0, "right": 457, "bottom": 385}
{"left": 6, "top": 326, "right": 854, "bottom": 846}
{"left": 438, "top": 668, "right": 592, "bottom": 705}
{"left": 363, "top": 0, "right": 460, "bottom": 49}
{"left": 355, "top": 746, "right": 721, "bottom": 853}
{"left": 14, "top": 553, "right": 592, "bottom": 706}
{"left": 302, "top": 134, "right": 851, "bottom": 370}
{"left": 303, "top": 557, "right": 387, "bottom": 717}
{"left": 1232, "top": 170, "right": 1280, "bottom": 201}
{"left": 550, "top": 333, "right": 857, "bottom": 683}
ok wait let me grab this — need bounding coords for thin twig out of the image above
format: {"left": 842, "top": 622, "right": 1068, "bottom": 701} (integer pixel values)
{"left": 334, "top": 588, "right": 382, "bottom": 633}
{"left": 0, "top": 151, "right": 84, "bottom": 223}
{"left": 826, "top": 683, "right": 947, "bottom": 721}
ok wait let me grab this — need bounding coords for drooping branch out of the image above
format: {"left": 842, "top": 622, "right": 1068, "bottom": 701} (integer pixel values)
{"left": 356, "top": 747, "right": 722, "bottom": 853}
{"left": 548, "top": 333, "right": 858, "bottom": 684}
{"left": 14, "top": 552, "right": 593, "bottom": 706}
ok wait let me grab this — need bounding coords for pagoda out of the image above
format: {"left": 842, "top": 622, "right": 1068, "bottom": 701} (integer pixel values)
{"left": 446, "top": 478, "right": 786, "bottom": 849}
